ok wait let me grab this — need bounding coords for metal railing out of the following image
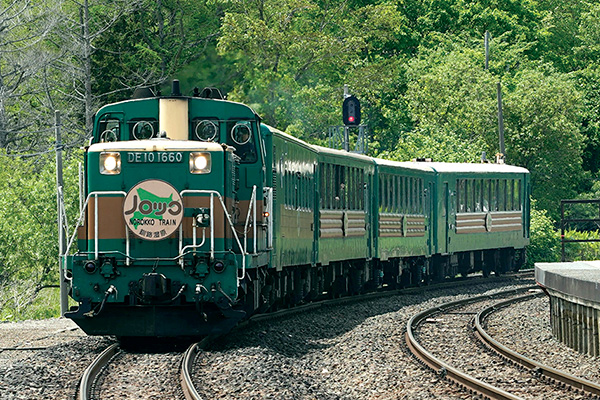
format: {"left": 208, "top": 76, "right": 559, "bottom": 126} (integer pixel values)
{"left": 560, "top": 199, "right": 600, "bottom": 262}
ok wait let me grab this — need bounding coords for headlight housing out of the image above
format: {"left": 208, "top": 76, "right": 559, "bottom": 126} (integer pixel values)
{"left": 100, "top": 152, "right": 121, "bottom": 175}
{"left": 190, "top": 152, "right": 211, "bottom": 174}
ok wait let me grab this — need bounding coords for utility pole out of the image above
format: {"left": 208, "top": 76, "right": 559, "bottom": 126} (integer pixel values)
{"left": 484, "top": 31, "right": 490, "bottom": 70}
{"left": 343, "top": 85, "right": 349, "bottom": 152}
{"left": 497, "top": 82, "right": 505, "bottom": 163}
{"left": 485, "top": 31, "right": 505, "bottom": 164}
{"left": 55, "top": 110, "right": 68, "bottom": 315}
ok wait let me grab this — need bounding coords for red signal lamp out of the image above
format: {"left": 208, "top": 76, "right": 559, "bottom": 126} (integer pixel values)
{"left": 342, "top": 95, "right": 361, "bottom": 126}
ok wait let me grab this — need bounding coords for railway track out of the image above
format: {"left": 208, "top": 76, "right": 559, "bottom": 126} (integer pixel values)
{"left": 475, "top": 294, "right": 600, "bottom": 398}
{"left": 76, "top": 271, "right": 535, "bottom": 399}
{"left": 78, "top": 342, "right": 187, "bottom": 400}
{"left": 406, "top": 286, "right": 600, "bottom": 399}
{"left": 78, "top": 343, "right": 120, "bottom": 400}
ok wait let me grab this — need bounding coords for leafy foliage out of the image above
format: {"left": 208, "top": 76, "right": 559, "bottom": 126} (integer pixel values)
{"left": 526, "top": 202, "right": 560, "bottom": 268}
{"left": 0, "top": 150, "right": 80, "bottom": 321}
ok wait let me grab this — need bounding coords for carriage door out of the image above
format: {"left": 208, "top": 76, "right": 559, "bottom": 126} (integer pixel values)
{"left": 427, "top": 181, "right": 434, "bottom": 254}
{"left": 365, "top": 172, "right": 373, "bottom": 260}
{"left": 442, "top": 182, "right": 450, "bottom": 254}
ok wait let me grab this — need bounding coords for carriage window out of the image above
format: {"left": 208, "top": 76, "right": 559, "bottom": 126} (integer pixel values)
{"left": 418, "top": 178, "right": 424, "bottom": 214}
{"left": 400, "top": 177, "right": 405, "bottom": 213}
{"left": 506, "top": 180, "right": 513, "bottom": 211}
{"left": 474, "top": 179, "right": 481, "bottom": 212}
{"left": 466, "top": 180, "right": 472, "bottom": 212}
{"left": 359, "top": 169, "right": 364, "bottom": 210}
{"left": 491, "top": 179, "right": 498, "bottom": 211}
{"left": 98, "top": 118, "right": 121, "bottom": 142}
{"left": 498, "top": 179, "right": 506, "bottom": 211}
{"left": 327, "top": 164, "right": 333, "bottom": 209}
{"left": 483, "top": 180, "right": 489, "bottom": 212}
{"left": 348, "top": 168, "right": 354, "bottom": 210}
{"left": 382, "top": 175, "right": 388, "bottom": 212}
{"left": 390, "top": 175, "right": 394, "bottom": 213}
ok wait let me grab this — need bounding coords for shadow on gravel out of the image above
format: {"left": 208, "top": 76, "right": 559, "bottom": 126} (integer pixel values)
{"left": 206, "top": 277, "right": 534, "bottom": 358}
{"left": 117, "top": 336, "right": 198, "bottom": 353}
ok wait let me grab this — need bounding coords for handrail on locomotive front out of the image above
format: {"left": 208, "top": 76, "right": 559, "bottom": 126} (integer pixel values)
{"left": 62, "top": 187, "right": 257, "bottom": 286}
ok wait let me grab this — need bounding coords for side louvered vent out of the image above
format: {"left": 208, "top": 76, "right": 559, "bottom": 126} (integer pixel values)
{"left": 272, "top": 169, "right": 277, "bottom": 200}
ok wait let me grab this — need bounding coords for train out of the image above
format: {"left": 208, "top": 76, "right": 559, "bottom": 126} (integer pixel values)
{"left": 62, "top": 81, "right": 530, "bottom": 338}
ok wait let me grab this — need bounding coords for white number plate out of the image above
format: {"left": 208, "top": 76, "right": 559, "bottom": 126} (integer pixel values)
{"left": 127, "top": 152, "right": 183, "bottom": 163}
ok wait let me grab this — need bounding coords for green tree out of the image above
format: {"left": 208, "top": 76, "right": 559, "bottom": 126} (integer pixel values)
{"left": 399, "top": 44, "right": 498, "bottom": 162}
{"left": 503, "top": 68, "right": 584, "bottom": 218}
{"left": 93, "top": 0, "right": 224, "bottom": 103}
{"left": 218, "top": 0, "right": 411, "bottom": 141}
{"left": 0, "top": 150, "right": 80, "bottom": 320}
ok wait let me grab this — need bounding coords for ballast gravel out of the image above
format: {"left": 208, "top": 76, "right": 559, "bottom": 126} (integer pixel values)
{"left": 487, "top": 296, "right": 600, "bottom": 384}
{"left": 192, "top": 279, "right": 532, "bottom": 399}
{"left": 4, "top": 275, "right": 600, "bottom": 399}
{"left": 93, "top": 350, "right": 183, "bottom": 400}
{"left": 0, "top": 318, "right": 115, "bottom": 400}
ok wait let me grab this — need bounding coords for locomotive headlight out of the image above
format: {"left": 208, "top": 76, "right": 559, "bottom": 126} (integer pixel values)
{"left": 100, "top": 152, "right": 121, "bottom": 175}
{"left": 190, "top": 152, "right": 211, "bottom": 174}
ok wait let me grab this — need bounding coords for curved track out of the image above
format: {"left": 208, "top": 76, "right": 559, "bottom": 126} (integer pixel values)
{"left": 181, "top": 272, "right": 535, "bottom": 397}
{"left": 406, "top": 285, "right": 600, "bottom": 399}
{"left": 78, "top": 343, "right": 120, "bottom": 400}
{"left": 406, "top": 288, "right": 530, "bottom": 400}
{"left": 475, "top": 293, "right": 600, "bottom": 399}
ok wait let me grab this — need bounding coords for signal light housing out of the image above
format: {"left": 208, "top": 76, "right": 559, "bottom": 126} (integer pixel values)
{"left": 342, "top": 95, "right": 361, "bottom": 126}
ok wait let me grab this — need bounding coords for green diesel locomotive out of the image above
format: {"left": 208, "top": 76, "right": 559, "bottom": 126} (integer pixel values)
{"left": 62, "top": 82, "right": 530, "bottom": 337}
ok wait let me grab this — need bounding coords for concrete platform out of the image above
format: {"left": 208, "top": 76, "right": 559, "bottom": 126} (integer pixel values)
{"left": 536, "top": 261, "right": 600, "bottom": 356}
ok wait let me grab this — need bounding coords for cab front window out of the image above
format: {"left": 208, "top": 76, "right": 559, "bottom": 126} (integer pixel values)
{"left": 98, "top": 116, "right": 121, "bottom": 143}
{"left": 226, "top": 120, "right": 257, "bottom": 163}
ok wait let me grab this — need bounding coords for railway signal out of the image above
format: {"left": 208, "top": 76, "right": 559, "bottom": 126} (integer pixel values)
{"left": 343, "top": 95, "right": 361, "bottom": 126}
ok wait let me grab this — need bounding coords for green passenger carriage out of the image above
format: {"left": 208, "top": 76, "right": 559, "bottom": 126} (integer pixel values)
{"left": 61, "top": 83, "right": 530, "bottom": 337}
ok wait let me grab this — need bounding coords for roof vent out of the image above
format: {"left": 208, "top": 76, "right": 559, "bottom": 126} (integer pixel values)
{"left": 413, "top": 157, "right": 432, "bottom": 162}
{"left": 132, "top": 87, "right": 155, "bottom": 99}
{"left": 199, "top": 87, "right": 224, "bottom": 100}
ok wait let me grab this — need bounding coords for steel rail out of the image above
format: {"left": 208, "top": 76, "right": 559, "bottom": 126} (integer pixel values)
{"left": 181, "top": 336, "right": 215, "bottom": 400}
{"left": 405, "top": 286, "right": 539, "bottom": 400}
{"left": 475, "top": 293, "right": 600, "bottom": 398}
{"left": 78, "top": 343, "right": 119, "bottom": 400}
{"left": 179, "top": 273, "right": 534, "bottom": 399}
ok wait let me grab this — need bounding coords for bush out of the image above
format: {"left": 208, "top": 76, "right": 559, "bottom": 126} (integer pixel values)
{"left": 0, "top": 150, "right": 80, "bottom": 321}
{"left": 526, "top": 202, "right": 561, "bottom": 268}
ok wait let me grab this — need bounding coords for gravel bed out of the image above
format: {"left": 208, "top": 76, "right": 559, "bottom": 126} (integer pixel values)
{"left": 487, "top": 296, "right": 600, "bottom": 384}
{"left": 93, "top": 350, "right": 183, "bottom": 400}
{"left": 0, "top": 318, "right": 115, "bottom": 400}
{"left": 417, "top": 294, "right": 582, "bottom": 399}
{"left": 192, "top": 278, "right": 534, "bottom": 399}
